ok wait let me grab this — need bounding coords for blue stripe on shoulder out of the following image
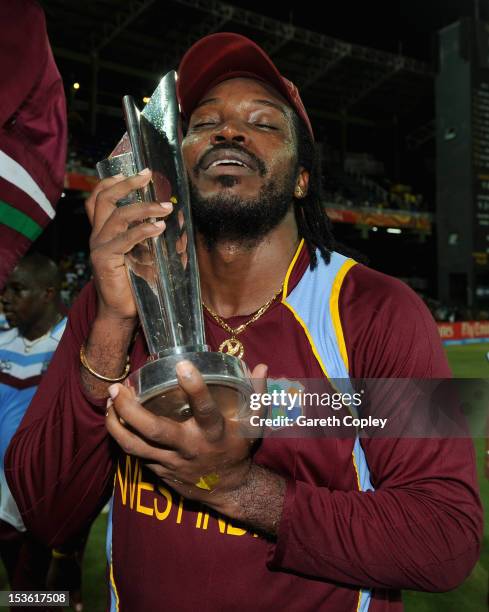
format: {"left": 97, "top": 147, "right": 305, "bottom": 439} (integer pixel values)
{"left": 285, "top": 250, "right": 350, "bottom": 381}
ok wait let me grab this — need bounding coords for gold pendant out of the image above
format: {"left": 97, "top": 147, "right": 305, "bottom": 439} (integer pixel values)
{"left": 218, "top": 337, "right": 244, "bottom": 359}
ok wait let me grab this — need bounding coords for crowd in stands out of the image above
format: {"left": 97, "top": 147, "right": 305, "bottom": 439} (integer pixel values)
{"left": 423, "top": 298, "right": 461, "bottom": 322}
{"left": 59, "top": 252, "right": 91, "bottom": 305}
{"left": 422, "top": 296, "right": 489, "bottom": 323}
{"left": 323, "top": 172, "right": 427, "bottom": 213}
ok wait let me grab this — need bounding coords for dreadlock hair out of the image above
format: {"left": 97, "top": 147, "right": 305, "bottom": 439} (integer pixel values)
{"left": 292, "top": 115, "right": 335, "bottom": 269}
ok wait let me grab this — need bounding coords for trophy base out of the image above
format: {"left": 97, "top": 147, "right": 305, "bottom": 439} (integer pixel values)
{"left": 126, "top": 351, "right": 253, "bottom": 421}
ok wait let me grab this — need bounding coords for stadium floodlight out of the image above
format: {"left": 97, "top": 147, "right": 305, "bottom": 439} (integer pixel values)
{"left": 387, "top": 228, "right": 402, "bottom": 234}
{"left": 73, "top": 82, "right": 80, "bottom": 90}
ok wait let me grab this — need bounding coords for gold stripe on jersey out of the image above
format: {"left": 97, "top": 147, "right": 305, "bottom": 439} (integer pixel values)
{"left": 329, "top": 258, "right": 358, "bottom": 373}
{"left": 282, "top": 238, "right": 304, "bottom": 299}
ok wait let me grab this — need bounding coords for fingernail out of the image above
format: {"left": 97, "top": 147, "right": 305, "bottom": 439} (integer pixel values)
{"left": 108, "top": 384, "right": 119, "bottom": 399}
{"left": 138, "top": 168, "right": 150, "bottom": 175}
{"left": 160, "top": 202, "right": 173, "bottom": 211}
{"left": 113, "top": 173, "right": 124, "bottom": 178}
{"left": 152, "top": 220, "right": 165, "bottom": 228}
{"left": 176, "top": 360, "right": 193, "bottom": 379}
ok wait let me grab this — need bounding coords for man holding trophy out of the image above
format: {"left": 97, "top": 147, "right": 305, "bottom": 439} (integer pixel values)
{"left": 5, "top": 33, "right": 482, "bottom": 611}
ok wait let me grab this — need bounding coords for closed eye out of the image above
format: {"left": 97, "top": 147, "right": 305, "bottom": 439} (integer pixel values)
{"left": 192, "top": 122, "right": 216, "bottom": 129}
{"left": 254, "top": 123, "right": 278, "bottom": 130}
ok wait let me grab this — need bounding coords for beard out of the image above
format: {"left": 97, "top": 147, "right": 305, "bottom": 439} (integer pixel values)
{"left": 189, "top": 172, "right": 297, "bottom": 250}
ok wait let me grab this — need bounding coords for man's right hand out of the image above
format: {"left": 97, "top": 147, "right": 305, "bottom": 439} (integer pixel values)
{"left": 85, "top": 169, "right": 173, "bottom": 322}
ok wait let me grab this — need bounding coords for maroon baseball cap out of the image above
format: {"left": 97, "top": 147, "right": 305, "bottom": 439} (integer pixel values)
{"left": 176, "top": 32, "right": 314, "bottom": 141}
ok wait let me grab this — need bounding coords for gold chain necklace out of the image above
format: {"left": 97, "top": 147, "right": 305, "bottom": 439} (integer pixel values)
{"left": 203, "top": 287, "right": 283, "bottom": 359}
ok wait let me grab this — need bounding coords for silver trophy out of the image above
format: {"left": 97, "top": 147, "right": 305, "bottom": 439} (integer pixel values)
{"left": 96, "top": 72, "right": 252, "bottom": 421}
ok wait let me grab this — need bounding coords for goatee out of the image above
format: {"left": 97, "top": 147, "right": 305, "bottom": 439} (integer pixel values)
{"left": 189, "top": 175, "right": 296, "bottom": 250}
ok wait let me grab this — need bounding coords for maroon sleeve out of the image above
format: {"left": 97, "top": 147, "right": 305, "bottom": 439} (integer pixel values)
{"left": 0, "top": 1, "right": 67, "bottom": 289}
{"left": 0, "top": 0, "right": 46, "bottom": 126}
{"left": 4, "top": 282, "right": 115, "bottom": 547}
{"left": 268, "top": 265, "right": 482, "bottom": 591}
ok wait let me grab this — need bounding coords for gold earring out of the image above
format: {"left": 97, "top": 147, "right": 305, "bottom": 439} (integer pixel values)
{"left": 295, "top": 187, "right": 304, "bottom": 198}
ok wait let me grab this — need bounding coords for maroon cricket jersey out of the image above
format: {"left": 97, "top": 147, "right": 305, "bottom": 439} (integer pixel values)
{"left": 5, "top": 243, "right": 482, "bottom": 611}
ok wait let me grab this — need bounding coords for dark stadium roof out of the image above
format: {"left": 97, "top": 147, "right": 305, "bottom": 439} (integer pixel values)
{"left": 40, "top": 0, "right": 440, "bottom": 130}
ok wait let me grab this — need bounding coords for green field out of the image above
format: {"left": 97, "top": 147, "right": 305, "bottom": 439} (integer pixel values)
{"left": 3, "top": 343, "right": 489, "bottom": 610}
{"left": 403, "top": 343, "right": 489, "bottom": 611}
